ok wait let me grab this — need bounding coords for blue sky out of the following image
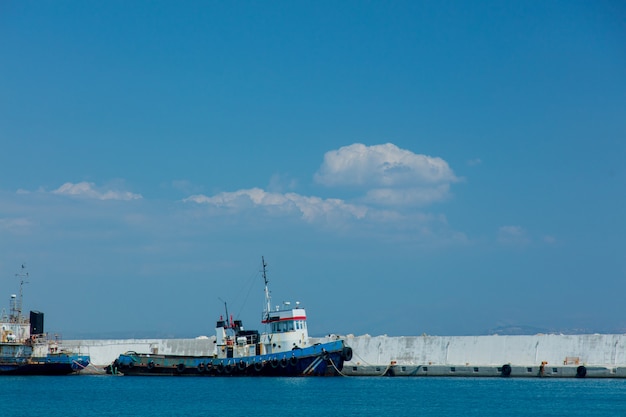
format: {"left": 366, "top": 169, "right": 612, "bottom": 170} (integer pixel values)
{"left": 1, "top": 1, "right": 624, "bottom": 338}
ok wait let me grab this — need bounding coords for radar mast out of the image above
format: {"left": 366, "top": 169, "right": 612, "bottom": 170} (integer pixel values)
{"left": 262, "top": 256, "right": 271, "bottom": 322}
{"left": 11, "top": 264, "right": 29, "bottom": 322}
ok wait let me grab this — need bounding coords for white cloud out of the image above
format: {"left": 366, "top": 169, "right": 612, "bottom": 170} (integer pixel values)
{"left": 498, "top": 225, "right": 530, "bottom": 245}
{"left": 314, "top": 143, "right": 457, "bottom": 187}
{"left": 364, "top": 184, "right": 451, "bottom": 206}
{"left": 0, "top": 217, "right": 33, "bottom": 232}
{"left": 182, "top": 187, "right": 459, "bottom": 243}
{"left": 180, "top": 143, "right": 463, "bottom": 240}
{"left": 184, "top": 188, "right": 367, "bottom": 222}
{"left": 52, "top": 182, "right": 142, "bottom": 201}
{"left": 467, "top": 158, "right": 482, "bottom": 167}
{"left": 543, "top": 235, "right": 557, "bottom": 244}
{"left": 313, "top": 143, "right": 458, "bottom": 206}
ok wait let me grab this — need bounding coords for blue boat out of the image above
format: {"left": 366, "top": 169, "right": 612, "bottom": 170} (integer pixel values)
{"left": 114, "top": 258, "right": 351, "bottom": 376}
{"left": 0, "top": 265, "right": 90, "bottom": 375}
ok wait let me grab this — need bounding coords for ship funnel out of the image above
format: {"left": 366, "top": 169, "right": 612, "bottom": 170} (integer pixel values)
{"left": 30, "top": 311, "right": 44, "bottom": 335}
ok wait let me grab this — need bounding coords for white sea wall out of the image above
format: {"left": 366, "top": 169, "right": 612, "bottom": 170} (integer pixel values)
{"left": 64, "top": 338, "right": 217, "bottom": 366}
{"left": 324, "top": 334, "right": 626, "bottom": 367}
{"left": 66, "top": 334, "right": 626, "bottom": 367}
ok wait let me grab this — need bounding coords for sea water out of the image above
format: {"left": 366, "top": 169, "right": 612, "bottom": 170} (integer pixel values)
{"left": 2, "top": 375, "right": 626, "bottom": 416}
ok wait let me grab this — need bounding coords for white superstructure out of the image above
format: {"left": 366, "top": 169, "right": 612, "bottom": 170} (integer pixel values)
{"left": 214, "top": 257, "right": 310, "bottom": 359}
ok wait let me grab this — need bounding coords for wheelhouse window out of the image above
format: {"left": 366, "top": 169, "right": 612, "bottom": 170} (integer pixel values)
{"left": 271, "top": 320, "right": 295, "bottom": 332}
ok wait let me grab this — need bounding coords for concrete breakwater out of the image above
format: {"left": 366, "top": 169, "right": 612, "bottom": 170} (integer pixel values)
{"left": 64, "top": 333, "right": 626, "bottom": 378}
{"left": 331, "top": 334, "right": 626, "bottom": 378}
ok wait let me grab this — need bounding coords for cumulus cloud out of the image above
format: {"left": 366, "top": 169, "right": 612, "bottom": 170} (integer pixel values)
{"left": 498, "top": 225, "right": 530, "bottom": 244}
{"left": 184, "top": 188, "right": 367, "bottom": 222}
{"left": 315, "top": 143, "right": 457, "bottom": 186}
{"left": 314, "top": 143, "right": 458, "bottom": 206}
{"left": 364, "top": 184, "right": 451, "bottom": 206}
{"left": 182, "top": 143, "right": 461, "bottom": 239}
{"left": 52, "top": 182, "right": 142, "bottom": 201}
{"left": 182, "top": 187, "right": 458, "bottom": 242}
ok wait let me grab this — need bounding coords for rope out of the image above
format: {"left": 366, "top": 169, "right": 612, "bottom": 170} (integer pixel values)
{"left": 349, "top": 344, "right": 376, "bottom": 366}
{"left": 343, "top": 343, "right": 394, "bottom": 376}
{"left": 327, "top": 357, "right": 348, "bottom": 377}
{"left": 328, "top": 356, "right": 392, "bottom": 377}
{"left": 85, "top": 363, "right": 108, "bottom": 375}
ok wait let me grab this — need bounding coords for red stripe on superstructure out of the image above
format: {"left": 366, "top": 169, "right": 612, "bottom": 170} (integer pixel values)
{"left": 262, "top": 315, "right": 307, "bottom": 324}
{"left": 288, "top": 316, "right": 307, "bottom": 321}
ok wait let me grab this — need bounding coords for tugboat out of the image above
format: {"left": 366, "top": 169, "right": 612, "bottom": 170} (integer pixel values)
{"left": 114, "top": 257, "right": 352, "bottom": 376}
{"left": 0, "top": 265, "right": 90, "bottom": 375}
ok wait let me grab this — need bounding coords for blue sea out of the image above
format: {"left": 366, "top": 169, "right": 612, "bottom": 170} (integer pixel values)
{"left": 2, "top": 375, "right": 626, "bottom": 416}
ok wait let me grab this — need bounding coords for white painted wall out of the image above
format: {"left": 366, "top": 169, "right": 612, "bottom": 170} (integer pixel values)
{"left": 63, "top": 338, "right": 217, "bottom": 366}
{"left": 329, "top": 334, "right": 626, "bottom": 367}
{"left": 65, "top": 334, "right": 626, "bottom": 367}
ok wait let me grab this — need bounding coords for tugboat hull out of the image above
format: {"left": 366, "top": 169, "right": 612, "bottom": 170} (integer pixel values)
{"left": 114, "top": 340, "right": 350, "bottom": 377}
{"left": 111, "top": 258, "right": 350, "bottom": 377}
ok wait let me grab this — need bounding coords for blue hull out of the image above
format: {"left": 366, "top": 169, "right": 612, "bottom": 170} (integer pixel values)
{"left": 0, "top": 355, "right": 90, "bottom": 375}
{"left": 114, "top": 340, "right": 350, "bottom": 377}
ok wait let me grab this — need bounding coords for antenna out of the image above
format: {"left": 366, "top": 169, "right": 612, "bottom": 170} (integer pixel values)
{"left": 218, "top": 297, "right": 230, "bottom": 328}
{"left": 13, "top": 264, "right": 29, "bottom": 321}
{"left": 262, "top": 256, "right": 271, "bottom": 322}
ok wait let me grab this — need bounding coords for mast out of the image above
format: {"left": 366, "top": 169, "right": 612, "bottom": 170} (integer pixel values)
{"left": 218, "top": 297, "right": 230, "bottom": 328}
{"left": 262, "top": 256, "right": 271, "bottom": 322}
{"left": 11, "top": 264, "right": 29, "bottom": 322}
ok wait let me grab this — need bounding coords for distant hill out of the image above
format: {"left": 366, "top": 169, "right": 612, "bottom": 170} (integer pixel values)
{"left": 485, "top": 325, "right": 551, "bottom": 335}
{"left": 485, "top": 325, "right": 626, "bottom": 336}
